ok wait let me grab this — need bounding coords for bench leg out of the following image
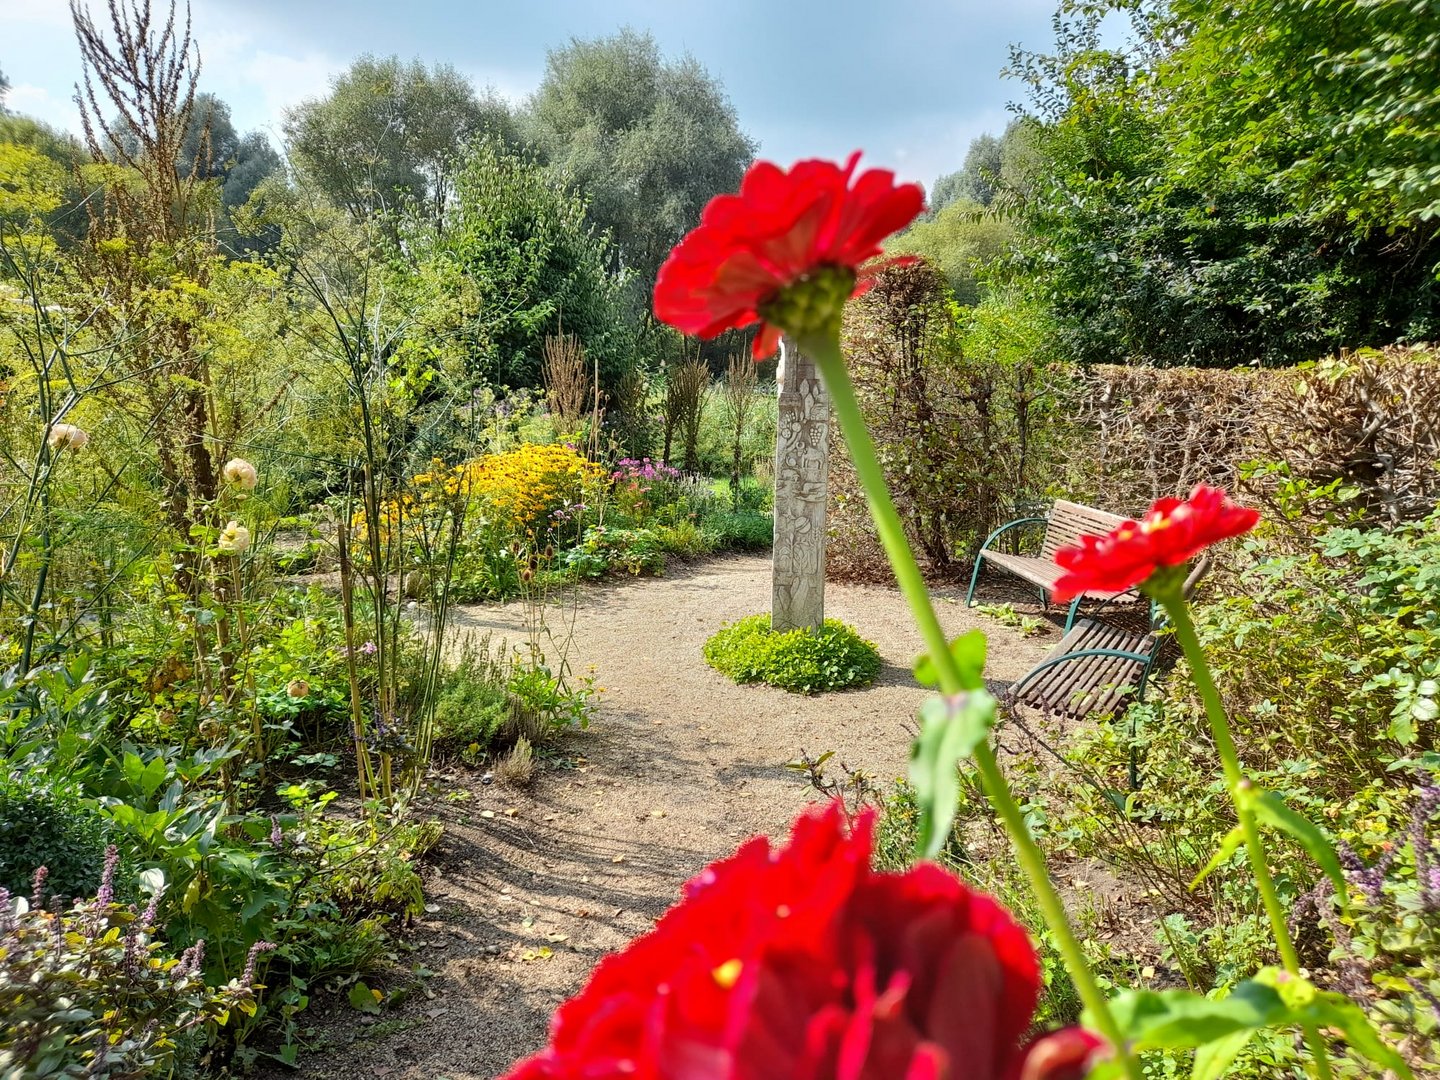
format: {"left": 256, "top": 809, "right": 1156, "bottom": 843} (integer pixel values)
{"left": 965, "top": 555, "right": 984, "bottom": 608}
{"left": 1063, "top": 596, "right": 1083, "bottom": 633}
{"left": 1128, "top": 667, "right": 1155, "bottom": 792}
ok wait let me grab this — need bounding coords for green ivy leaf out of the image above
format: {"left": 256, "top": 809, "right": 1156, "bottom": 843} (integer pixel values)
{"left": 908, "top": 690, "right": 996, "bottom": 859}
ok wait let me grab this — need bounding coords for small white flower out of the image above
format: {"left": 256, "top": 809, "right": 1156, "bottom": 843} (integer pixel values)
{"left": 222, "top": 458, "right": 258, "bottom": 490}
{"left": 217, "top": 520, "right": 251, "bottom": 556}
{"left": 47, "top": 423, "right": 88, "bottom": 451}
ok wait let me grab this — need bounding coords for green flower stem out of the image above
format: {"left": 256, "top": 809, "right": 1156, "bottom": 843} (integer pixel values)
{"left": 801, "top": 333, "right": 1141, "bottom": 1080}
{"left": 1159, "top": 593, "right": 1333, "bottom": 1080}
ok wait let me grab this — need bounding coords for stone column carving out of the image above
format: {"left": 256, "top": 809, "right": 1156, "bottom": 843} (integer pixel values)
{"left": 772, "top": 336, "right": 830, "bottom": 632}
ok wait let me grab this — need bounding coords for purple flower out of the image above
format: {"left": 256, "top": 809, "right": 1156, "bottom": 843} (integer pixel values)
{"left": 1338, "top": 840, "right": 1391, "bottom": 905}
{"left": 241, "top": 940, "right": 277, "bottom": 987}
{"left": 95, "top": 845, "right": 120, "bottom": 909}
{"left": 175, "top": 939, "right": 207, "bottom": 979}
{"left": 1413, "top": 785, "right": 1440, "bottom": 911}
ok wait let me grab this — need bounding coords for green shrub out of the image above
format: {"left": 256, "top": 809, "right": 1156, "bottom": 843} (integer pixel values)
{"left": 655, "top": 519, "right": 715, "bottom": 558}
{"left": 564, "top": 525, "right": 666, "bottom": 577}
{"left": 703, "top": 614, "right": 881, "bottom": 694}
{"left": 430, "top": 635, "right": 530, "bottom": 760}
{"left": 432, "top": 676, "right": 514, "bottom": 757}
{"left": 703, "top": 509, "right": 773, "bottom": 551}
{"left": 0, "top": 772, "right": 111, "bottom": 903}
{"left": 0, "top": 847, "right": 265, "bottom": 1079}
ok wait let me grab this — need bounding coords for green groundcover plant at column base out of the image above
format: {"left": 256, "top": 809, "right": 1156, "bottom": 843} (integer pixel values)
{"left": 702, "top": 613, "right": 881, "bottom": 694}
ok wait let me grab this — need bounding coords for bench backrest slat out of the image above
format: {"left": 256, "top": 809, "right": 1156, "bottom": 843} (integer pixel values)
{"left": 1040, "top": 500, "right": 1132, "bottom": 559}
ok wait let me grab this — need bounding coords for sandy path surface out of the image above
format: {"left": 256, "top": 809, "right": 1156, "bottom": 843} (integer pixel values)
{"left": 287, "top": 554, "right": 1058, "bottom": 1079}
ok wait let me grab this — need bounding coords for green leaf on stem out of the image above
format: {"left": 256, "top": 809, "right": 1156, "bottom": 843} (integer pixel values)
{"left": 1237, "top": 785, "right": 1349, "bottom": 901}
{"left": 1189, "top": 826, "right": 1245, "bottom": 890}
{"left": 1099, "top": 982, "right": 1289, "bottom": 1050}
{"left": 1191, "top": 1030, "right": 1256, "bottom": 1080}
{"left": 1100, "top": 974, "right": 1414, "bottom": 1080}
{"left": 909, "top": 689, "right": 996, "bottom": 859}
{"left": 1302, "top": 996, "right": 1412, "bottom": 1077}
{"left": 912, "top": 629, "right": 987, "bottom": 690}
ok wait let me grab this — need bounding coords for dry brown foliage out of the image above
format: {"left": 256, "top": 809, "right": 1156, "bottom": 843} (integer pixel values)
{"left": 660, "top": 358, "right": 709, "bottom": 471}
{"left": 825, "top": 260, "right": 1437, "bottom": 581}
{"left": 1069, "top": 347, "right": 1440, "bottom": 524}
{"left": 828, "top": 263, "right": 1068, "bottom": 583}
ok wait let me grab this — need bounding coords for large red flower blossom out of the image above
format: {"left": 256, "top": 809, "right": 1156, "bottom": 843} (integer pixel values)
{"left": 501, "top": 801, "right": 1103, "bottom": 1080}
{"left": 1052, "top": 484, "right": 1260, "bottom": 603}
{"left": 653, "top": 153, "right": 926, "bottom": 359}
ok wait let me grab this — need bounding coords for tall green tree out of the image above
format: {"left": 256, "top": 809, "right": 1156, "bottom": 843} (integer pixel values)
{"left": 1003, "top": 1, "right": 1440, "bottom": 367}
{"left": 1167, "top": 0, "right": 1440, "bottom": 226}
{"left": 284, "top": 55, "right": 517, "bottom": 229}
{"left": 524, "top": 30, "right": 754, "bottom": 292}
{"left": 888, "top": 200, "right": 1016, "bottom": 305}
{"left": 406, "top": 139, "right": 631, "bottom": 389}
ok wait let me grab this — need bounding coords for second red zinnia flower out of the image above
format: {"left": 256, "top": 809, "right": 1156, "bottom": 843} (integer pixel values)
{"left": 653, "top": 153, "right": 926, "bottom": 359}
{"left": 1051, "top": 484, "right": 1260, "bottom": 602}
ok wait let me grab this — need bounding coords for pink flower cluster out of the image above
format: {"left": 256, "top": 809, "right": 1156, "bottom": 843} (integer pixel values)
{"left": 612, "top": 457, "right": 682, "bottom": 484}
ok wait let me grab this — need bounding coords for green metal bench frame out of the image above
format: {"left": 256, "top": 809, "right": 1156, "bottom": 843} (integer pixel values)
{"left": 966, "top": 500, "right": 1140, "bottom": 632}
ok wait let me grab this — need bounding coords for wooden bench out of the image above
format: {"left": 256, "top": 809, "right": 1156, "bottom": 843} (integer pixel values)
{"left": 965, "top": 500, "right": 1140, "bottom": 632}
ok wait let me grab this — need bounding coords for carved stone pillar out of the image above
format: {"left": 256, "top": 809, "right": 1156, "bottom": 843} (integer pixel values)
{"left": 772, "top": 336, "right": 830, "bottom": 632}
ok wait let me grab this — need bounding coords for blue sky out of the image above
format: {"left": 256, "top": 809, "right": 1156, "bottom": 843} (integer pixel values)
{"left": 1, "top": 0, "right": 1063, "bottom": 189}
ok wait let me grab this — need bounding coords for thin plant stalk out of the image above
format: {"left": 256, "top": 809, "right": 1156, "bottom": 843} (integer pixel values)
{"left": 336, "top": 507, "right": 377, "bottom": 806}
{"left": 800, "top": 331, "right": 1143, "bottom": 1080}
{"left": 1159, "top": 594, "right": 1334, "bottom": 1080}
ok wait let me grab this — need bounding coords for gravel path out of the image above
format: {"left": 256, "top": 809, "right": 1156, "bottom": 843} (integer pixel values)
{"left": 286, "top": 554, "right": 1059, "bottom": 1079}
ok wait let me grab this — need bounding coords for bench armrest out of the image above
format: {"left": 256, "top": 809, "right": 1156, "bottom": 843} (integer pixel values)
{"left": 976, "top": 516, "right": 1048, "bottom": 555}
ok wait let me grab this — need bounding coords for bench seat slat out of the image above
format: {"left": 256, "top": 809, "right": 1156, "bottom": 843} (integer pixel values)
{"left": 1013, "top": 619, "right": 1155, "bottom": 721}
{"left": 980, "top": 550, "right": 1138, "bottom": 603}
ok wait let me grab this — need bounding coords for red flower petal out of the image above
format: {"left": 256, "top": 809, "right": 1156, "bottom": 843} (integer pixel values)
{"left": 1051, "top": 485, "right": 1259, "bottom": 602}
{"left": 654, "top": 154, "right": 926, "bottom": 359}
{"left": 500, "top": 801, "right": 1043, "bottom": 1080}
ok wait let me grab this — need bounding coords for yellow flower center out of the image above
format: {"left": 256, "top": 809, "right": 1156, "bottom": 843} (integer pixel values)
{"left": 712, "top": 958, "right": 743, "bottom": 989}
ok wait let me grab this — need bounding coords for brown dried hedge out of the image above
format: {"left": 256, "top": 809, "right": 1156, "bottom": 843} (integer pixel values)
{"left": 825, "top": 269, "right": 1439, "bottom": 583}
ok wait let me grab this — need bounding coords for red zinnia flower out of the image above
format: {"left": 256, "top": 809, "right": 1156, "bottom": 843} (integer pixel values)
{"left": 501, "top": 801, "right": 1103, "bottom": 1080}
{"left": 1051, "top": 484, "right": 1260, "bottom": 603}
{"left": 653, "top": 153, "right": 926, "bottom": 359}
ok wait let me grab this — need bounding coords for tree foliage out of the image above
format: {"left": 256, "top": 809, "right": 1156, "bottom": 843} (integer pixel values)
{"left": 524, "top": 30, "right": 754, "bottom": 290}
{"left": 409, "top": 139, "right": 629, "bottom": 389}
{"left": 1167, "top": 0, "right": 1440, "bottom": 225}
{"left": 285, "top": 55, "right": 518, "bottom": 228}
{"left": 888, "top": 200, "right": 1015, "bottom": 306}
{"left": 1001, "top": 1, "right": 1440, "bottom": 367}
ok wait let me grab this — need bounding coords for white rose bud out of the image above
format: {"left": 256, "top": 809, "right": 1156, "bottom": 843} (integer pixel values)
{"left": 217, "top": 520, "right": 251, "bottom": 556}
{"left": 47, "top": 423, "right": 89, "bottom": 451}
{"left": 222, "top": 458, "right": 258, "bottom": 490}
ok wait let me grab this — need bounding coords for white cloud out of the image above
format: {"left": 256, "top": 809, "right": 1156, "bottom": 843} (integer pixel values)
{"left": 6, "top": 82, "right": 81, "bottom": 133}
